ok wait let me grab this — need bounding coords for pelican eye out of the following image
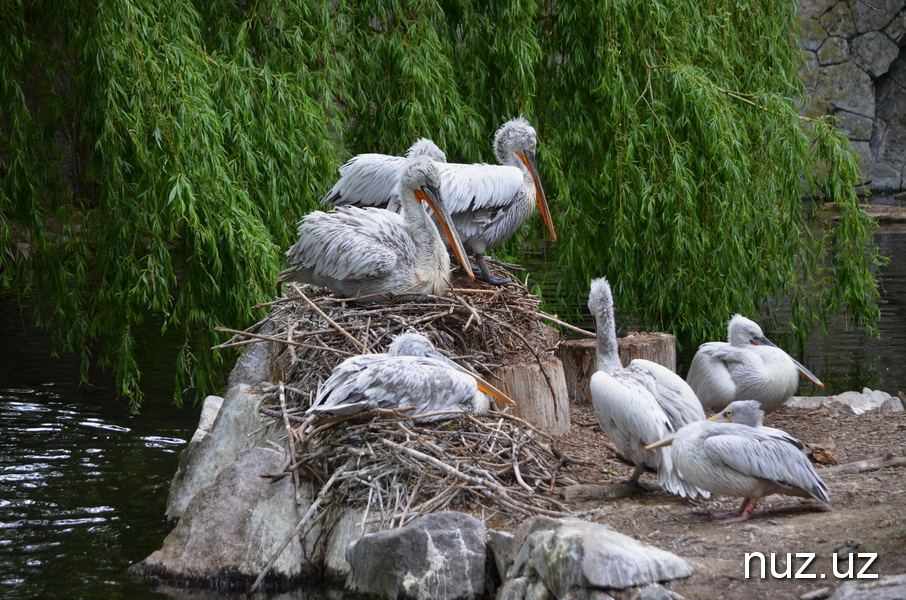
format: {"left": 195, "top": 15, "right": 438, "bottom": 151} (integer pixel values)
{"left": 724, "top": 409, "right": 733, "bottom": 420}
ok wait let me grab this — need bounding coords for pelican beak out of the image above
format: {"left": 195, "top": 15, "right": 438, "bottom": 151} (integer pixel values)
{"left": 644, "top": 435, "right": 675, "bottom": 451}
{"left": 516, "top": 149, "right": 556, "bottom": 242}
{"left": 752, "top": 336, "right": 824, "bottom": 388}
{"left": 707, "top": 413, "right": 730, "bottom": 423}
{"left": 445, "top": 359, "right": 516, "bottom": 406}
{"left": 417, "top": 186, "right": 475, "bottom": 281}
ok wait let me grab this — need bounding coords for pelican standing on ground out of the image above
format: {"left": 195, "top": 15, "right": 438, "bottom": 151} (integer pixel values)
{"left": 279, "top": 156, "right": 474, "bottom": 297}
{"left": 307, "top": 332, "right": 516, "bottom": 422}
{"left": 686, "top": 314, "right": 824, "bottom": 414}
{"left": 321, "top": 118, "right": 556, "bottom": 285}
{"left": 645, "top": 400, "right": 831, "bottom": 523}
{"left": 587, "top": 277, "right": 709, "bottom": 499}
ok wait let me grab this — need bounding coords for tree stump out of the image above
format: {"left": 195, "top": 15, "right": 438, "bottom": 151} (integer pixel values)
{"left": 491, "top": 352, "right": 571, "bottom": 436}
{"left": 559, "top": 332, "right": 677, "bottom": 405}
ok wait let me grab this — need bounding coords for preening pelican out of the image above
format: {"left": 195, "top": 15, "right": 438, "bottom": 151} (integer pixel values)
{"left": 307, "top": 332, "right": 516, "bottom": 422}
{"left": 645, "top": 400, "right": 830, "bottom": 523}
{"left": 279, "top": 156, "right": 474, "bottom": 298}
{"left": 588, "top": 277, "right": 709, "bottom": 500}
{"left": 686, "top": 314, "right": 824, "bottom": 414}
{"left": 321, "top": 118, "right": 556, "bottom": 285}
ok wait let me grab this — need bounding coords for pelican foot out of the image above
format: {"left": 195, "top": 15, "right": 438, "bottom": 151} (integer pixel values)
{"left": 713, "top": 499, "right": 756, "bottom": 524}
{"left": 475, "top": 255, "right": 512, "bottom": 286}
{"left": 619, "top": 478, "right": 653, "bottom": 491}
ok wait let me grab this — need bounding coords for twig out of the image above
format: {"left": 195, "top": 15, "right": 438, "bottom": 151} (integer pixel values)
{"left": 290, "top": 283, "right": 368, "bottom": 352}
{"left": 818, "top": 455, "right": 906, "bottom": 476}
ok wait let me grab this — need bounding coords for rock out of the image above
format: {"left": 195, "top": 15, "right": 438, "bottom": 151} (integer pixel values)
{"left": 817, "top": 36, "right": 849, "bottom": 65}
{"left": 226, "top": 320, "right": 280, "bottom": 389}
{"left": 851, "top": 31, "right": 900, "bottom": 77}
{"left": 345, "top": 512, "right": 488, "bottom": 600}
{"left": 189, "top": 395, "right": 223, "bottom": 444}
{"left": 811, "top": 61, "right": 875, "bottom": 117}
{"left": 819, "top": 2, "right": 856, "bottom": 39}
{"left": 488, "top": 530, "right": 515, "bottom": 583}
{"left": 498, "top": 517, "right": 692, "bottom": 599}
{"left": 130, "top": 447, "right": 302, "bottom": 586}
{"left": 799, "top": 0, "right": 837, "bottom": 20}
{"left": 830, "top": 573, "right": 906, "bottom": 599}
{"left": 851, "top": 0, "right": 904, "bottom": 33}
{"left": 166, "top": 383, "right": 277, "bottom": 522}
{"left": 787, "top": 389, "right": 898, "bottom": 415}
{"left": 801, "top": 587, "right": 833, "bottom": 600}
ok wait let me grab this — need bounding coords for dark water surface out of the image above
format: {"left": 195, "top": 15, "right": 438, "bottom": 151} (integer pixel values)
{"left": 1, "top": 226, "right": 904, "bottom": 599}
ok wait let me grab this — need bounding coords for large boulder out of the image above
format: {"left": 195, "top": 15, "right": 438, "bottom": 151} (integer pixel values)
{"left": 495, "top": 517, "right": 692, "bottom": 599}
{"left": 345, "top": 512, "right": 488, "bottom": 600}
{"left": 831, "top": 573, "right": 906, "bottom": 600}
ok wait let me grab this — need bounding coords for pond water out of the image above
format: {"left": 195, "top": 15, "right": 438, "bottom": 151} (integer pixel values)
{"left": 1, "top": 225, "right": 903, "bottom": 599}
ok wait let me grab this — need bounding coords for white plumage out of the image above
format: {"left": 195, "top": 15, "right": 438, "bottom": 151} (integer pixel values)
{"left": 307, "top": 333, "right": 514, "bottom": 422}
{"left": 279, "top": 156, "right": 473, "bottom": 298}
{"left": 686, "top": 314, "right": 824, "bottom": 414}
{"left": 587, "top": 277, "right": 709, "bottom": 500}
{"left": 645, "top": 400, "right": 830, "bottom": 523}
{"left": 320, "top": 118, "right": 556, "bottom": 284}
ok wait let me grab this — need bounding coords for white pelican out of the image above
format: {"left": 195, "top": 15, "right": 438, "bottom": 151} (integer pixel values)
{"left": 645, "top": 400, "right": 831, "bottom": 523}
{"left": 587, "top": 277, "right": 709, "bottom": 500}
{"left": 320, "top": 118, "right": 556, "bottom": 285}
{"left": 279, "top": 156, "right": 474, "bottom": 298}
{"left": 307, "top": 332, "right": 516, "bottom": 422}
{"left": 686, "top": 314, "right": 824, "bottom": 414}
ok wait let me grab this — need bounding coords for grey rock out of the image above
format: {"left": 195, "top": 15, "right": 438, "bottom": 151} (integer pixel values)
{"left": 166, "top": 383, "right": 278, "bottom": 522}
{"left": 820, "top": 2, "right": 856, "bottom": 38}
{"left": 817, "top": 36, "right": 849, "bottom": 65}
{"left": 800, "top": 587, "right": 833, "bottom": 600}
{"left": 799, "top": 0, "right": 837, "bottom": 20}
{"left": 830, "top": 573, "right": 906, "bottom": 599}
{"left": 345, "top": 512, "right": 488, "bottom": 600}
{"left": 130, "top": 448, "right": 302, "bottom": 583}
{"left": 226, "top": 319, "right": 279, "bottom": 389}
{"left": 884, "top": 8, "right": 906, "bottom": 42}
{"left": 506, "top": 517, "right": 692, "bottom": 598}
{"left": 488, "top": 529, "right": 515, "bottom": 582}
{"left": 189, "top": 395, "right": 223, "bottom": 444}
{"left": 851, "top": 0, "right": 905, "bottom": 34}
{"left": 811, "top": 61, "right": 875, "bottom": 117}
{"left": 497, "top": 577, "right": 556, "bottom": 600}
{"left": 801, "top": 17, "right": 829, "bottom": 50}
{"left": 787, "top": 389, "right": 898, "bottom": 415}
{"left": 851, "top": 31, "right": 900, "bottom": 77}
{"left": 832, "top": 110, "right": 874, "bottom": 141}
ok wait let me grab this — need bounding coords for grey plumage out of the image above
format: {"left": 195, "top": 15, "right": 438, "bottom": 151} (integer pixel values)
{"left": 587, "top": 277, "right": 709, "bottom": 500}
{"left": 686, "top": 314, "right": 824, "bottom": 413}
{"left": 646, "top": 400, "right": 830, "bottom": 523}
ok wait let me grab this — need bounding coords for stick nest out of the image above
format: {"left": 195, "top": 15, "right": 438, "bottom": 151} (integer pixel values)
{"left": 217, "top": 272, "right": 595, "bottom": 532}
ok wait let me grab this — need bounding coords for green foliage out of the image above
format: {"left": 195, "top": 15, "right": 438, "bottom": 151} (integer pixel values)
{"left": 0, "top": 0, "right": 882, "bottom": 409}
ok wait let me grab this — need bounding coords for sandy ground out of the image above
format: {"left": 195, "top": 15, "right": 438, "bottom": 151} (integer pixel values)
{"left": 553, "top": 400, "right": 906, "bottom": 600}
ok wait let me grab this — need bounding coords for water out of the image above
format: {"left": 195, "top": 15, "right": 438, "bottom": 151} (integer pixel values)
{"left": 1, "top": 225, "right": 904, "bottom": 599}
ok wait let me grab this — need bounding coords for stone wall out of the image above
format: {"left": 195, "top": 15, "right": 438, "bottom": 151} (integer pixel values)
{"left": 798, "top": 0, "right": 906, "bottom": 197}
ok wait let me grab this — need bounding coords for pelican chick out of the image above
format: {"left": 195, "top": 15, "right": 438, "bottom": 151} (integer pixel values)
{"left": 321, "top": 118, "right": 556, "bottom": 285}
{"left": 645, "top": 400, "right": 830, "bottom": 523}
{"left": 279, "top": 156, "right": 473, "bottom": 298}
{"left": 307, "top": 332, "right": 515, "bottom": 422}
{"left": 686, "top": 314, "right": 824, "bottom": 414}
{"left": 588, "top": 277, "right": 709, "bottom": 500}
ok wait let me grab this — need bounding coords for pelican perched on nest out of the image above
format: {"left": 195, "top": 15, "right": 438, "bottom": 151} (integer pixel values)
{"left": 307, "top": 332, "right": 516, "bottom": 422}
{"left": 686, "top": 314, "right": 824, "bottom": 414}
{"left": 321, "top": 118, "right": 556, "bottom": 285}
{"left": 646, "top": 400, "right": 830, "bottom": 523}
{"left": 587, "top": 277, "right": 709, "bottom": 500}
{"left": 279, "top": 156, "right": 473, "bottom": 298}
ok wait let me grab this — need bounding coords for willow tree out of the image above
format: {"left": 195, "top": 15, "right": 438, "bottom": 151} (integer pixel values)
{"left": 0, "top": 0, "right": 882, "bottom": 409}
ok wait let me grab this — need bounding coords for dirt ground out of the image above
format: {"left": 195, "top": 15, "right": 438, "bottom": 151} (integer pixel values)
{"left": 552, "top": 399, "right": 906, "bottom": 600}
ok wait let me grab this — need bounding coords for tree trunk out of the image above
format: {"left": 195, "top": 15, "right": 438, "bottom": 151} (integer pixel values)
{"left": 492, "top": 352, "right": 571, "bottom": 436}
{"left": 559, "top": 332, "right": 677, "bottom": 405}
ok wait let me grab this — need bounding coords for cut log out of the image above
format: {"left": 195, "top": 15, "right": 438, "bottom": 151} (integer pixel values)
{"left": 492, "top": 352, "right": 570, "bottom": 436}
{"left": 559, "top": 333, "right": 677, "bottom": 405}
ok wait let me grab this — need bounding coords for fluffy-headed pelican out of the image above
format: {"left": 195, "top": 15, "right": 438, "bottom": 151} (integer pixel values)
{"left": 307, "top": 332, "right": 515, "bottom": 422}
{"left": 321, "top": 118, "right": 556, "bottom": 284}
{"left": 686, "top": 314, "right": 824, "bottom": 414}
{"left": 588, "top": 277, "right": 709, "bottom": 500}
{"left": 279, "top": 156, "right": 473, "bottom": 298}
{"left": 645, "top": 400, "right": 830, "bottom": 523}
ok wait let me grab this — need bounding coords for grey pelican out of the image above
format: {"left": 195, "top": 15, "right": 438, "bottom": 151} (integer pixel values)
{"left": 645, "top": 400, "right": 830, "bottom": 523}
{"left": 686, "top": 314, "right": 824, "bottom": 414}
{"left": 307, "top": 332, "right": 516, "bottom": 421}
{"left": 279, "top": 156, "right": 474, "bottom": 298}
{"left": 588, "top": 277, "right": 709, "bottom": 500}
{"left": 321, "top": 118, "right": 556, "bottom": 285}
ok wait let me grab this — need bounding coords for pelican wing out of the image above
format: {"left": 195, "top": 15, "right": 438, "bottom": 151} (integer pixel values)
{"left": 311, "top": 355, "right": 477, "bottom": 419}
{"left": 321, "top": 154, "right": 409, "bottom": 207}
{"left": 285, "top": 207, "right": 415, "bottom": 282}
{"left": 700, "top": 426, "right": 830, "bottom": 507}
{"left": 631, "top": 359, "right": 706, "bottom": 428}
{"left": 686, "top": 341, "right": 762, "bottom": 409}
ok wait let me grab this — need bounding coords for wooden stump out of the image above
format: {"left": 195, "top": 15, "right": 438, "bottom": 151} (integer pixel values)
{"left": 559, "top": 332, "right": 677, "bottom": 405}
{"left": 491, "top": 352, "right": 570, "bottom": 436}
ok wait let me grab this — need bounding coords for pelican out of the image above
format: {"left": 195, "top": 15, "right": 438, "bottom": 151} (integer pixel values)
{"left": 279, "top": 156, "right": 474, "bottom": 298}
{"left": 588, "top": 277, "right": 709, "bottom": 500}
{"left": 686, "top": 314, "right": 824, "bottom": 414}
{"left": 645, "top": 400, "right": 831, "bottom": 523}
{"left": 321, "top": 118, "right": 556, "bottom": 284}
{"left": 307, "top": 332, "right": 516, "bottom": 422}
